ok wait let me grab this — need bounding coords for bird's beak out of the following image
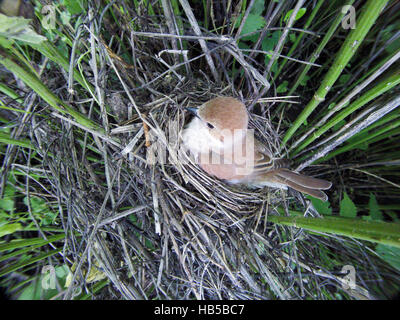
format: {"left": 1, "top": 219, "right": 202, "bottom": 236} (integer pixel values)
{"left": 185, "top": 107, "right": 199, "bottom": 118}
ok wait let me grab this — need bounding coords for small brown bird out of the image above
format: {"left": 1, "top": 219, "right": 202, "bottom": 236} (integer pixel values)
{"left": 181, "top": 96, "right": 332, "bottom": 201}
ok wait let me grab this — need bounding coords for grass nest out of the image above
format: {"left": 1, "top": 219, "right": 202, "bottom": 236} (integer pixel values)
{"left": 31, "top": 72, "right": 396, "bottom": 300}
{"left": 2, "top": 1, "right": 400, "bottom": 300}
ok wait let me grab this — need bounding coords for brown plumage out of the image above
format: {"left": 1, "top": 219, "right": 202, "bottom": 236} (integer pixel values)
{"left": 182, "top": 96, "right": 332, "bottom": 201}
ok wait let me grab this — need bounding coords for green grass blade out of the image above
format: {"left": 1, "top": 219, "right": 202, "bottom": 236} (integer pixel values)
{"left": 0, "top": 233, "right": 66, "bottom": 252}
{"left": 0, "top": 83, "right": 23, "bottom": 103}
{"left": 0, "top": 131, "right": 34, "bottom": 149}
{"left": 268, "top": 215, "right": 400, "bottom": 248}
{"left": 292, "top": 70, "right": 400, "bottom": 155}
{"left": 0, "top": 248, "right": 62, "bottom": 277}
{"left": 274, "top": 0, "right": 325, "bottom": 80}
{"left": 0, "top": 53, "right": 99, "bottom": 130}
{"left": 285, "top": 0, "right": 355, "bottom": 101}
{"left": 316, "top": 126, "right": 400, "bottom": 163}
{"left": 282, "top": 0, "right": 389, "bottom": 148}
{"left": 30, "top": 41, "right": 94, "bottom": 94}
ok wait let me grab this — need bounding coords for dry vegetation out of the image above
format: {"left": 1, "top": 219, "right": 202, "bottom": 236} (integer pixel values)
{"left": 1, "top": 0, "right": 400, "bottom": 299}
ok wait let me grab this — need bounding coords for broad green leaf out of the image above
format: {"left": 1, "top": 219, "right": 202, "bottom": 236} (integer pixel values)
{"left": 23, "top": 196, "right": 57, "bottom": 226}
{"left": 308, "top": 196, "right": 332, "bottom": 215}
{"left": 24, "top": 196, "right": 47, "bottom": 213}
{"left": 62, "top": 0, "right": 85, "bottom": 15}
{"left": 339, "top": 192, "right": 357, "bottom": 218}
{"left": 0, "top": 35, "right": 13, "bottom": 48}
{"left": 338, "top": 74, "right": 351, "bottom": 85}
{"left": 276, "top": 80, "right": 288, "bottom": 93}
{"left": 60, "top": 11, "right": 72, "bottom": 25}
{"left": 0, "top": 14, "right": 29, "bottom": 33}
{"left": 17, "top": 265, "right": 70, "bottom": 300}
{"left": 10, "top": 29, "right": 47, "bottom": 44}
{"left": 375, "top": 244, "right": 400, "bottom": 271}
{"left": 250, "top": 0, "right": 265, "bottom": 16}
{"left": 0, "top": 14, "right": 46, "bottom": 44}
{"left": 240, "top": 14, "right": 266, "bottom": 37}
{"left": 0, "top": 198, "right": 14, "bottom": 212}
{"left": 261, "top": 31, "right": 280, "bottom": 51}
{"left": 284, "top": 8, "right": 307, "bottom": 24}
{"left": 368, "top": 194, "right": 383, "bottom": 221}
{"left": 0, "top": 222, "right": 22, "bottom": 237}
{"left": 299, "top": 75, "right": 310, "bottom": 87}
{"left": 262, "top": 31, "right": 281, "bottom": 70}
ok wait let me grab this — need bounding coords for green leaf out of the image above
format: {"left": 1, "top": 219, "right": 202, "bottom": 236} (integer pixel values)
{"left": 355, "top": 142, "right": 369, "bottom": 151}
{"left": 23, "top": 196, "right": 47, "bottom": 213}
{"left": 62, "top": 0, "right": 85, "bottom": 15}
{"left": 0, "top": 248, "right": 62, "bottom": 277}
{"left": 375, "top": 244, "right": 400, "bottom": 271}
{"left": 23, "top": 196, "right": 57, "bottom": 226}
{"left": 339, "top": 192, "right": 357, "bottom": 218}
{"left": 299, "top": 75, "right": 310, "bottom": 87}
{"left": 276, "top": 80, "right": 289, "bottom": 93}
{"left": 261, "top": 31, "right": 280, "bottom": 51}
{"left": 269, "top": 215, "right": 400, "bottom": 248}
{"left": 17, "top": 264, "right": 71, "bottom": 300}
{"left": 0, "top": 132, "right": 34, "bottom": 149}
{"left": 0, "top": 233, "right": 66, "bottom": 252}
{"left": 0, "top": 14, "right": 46, "bottom": 44}
{"left": 284, "top": 8, "right": 307, "bottom": 24}
{"left": 0, "top": 198, "right": 14, "bottom": 212}
{"left": 308, "top": 196, "right": 332, "bottom": 215}
{"left": 0, "top": 222, "right": 22, "bottom": 237}
{"left": 0, "top": 35, "right": 13, "bottom": 48}
{"left": 250, "top": 0, "right": 265, "bottom": 16}
{"left": 338, "top": 74, "right": 351, "bottom": 85}
{"left": 368, "top": 194, "right": 383, "bottom": 221}
{"left": 240, "top": 14, "right": 266, "bottom": 37}
{"left": 386, "top": 211, "right": 400, "bottom": 223}
{"left": 60, "top": 11, "right": 72, "bottom": 25}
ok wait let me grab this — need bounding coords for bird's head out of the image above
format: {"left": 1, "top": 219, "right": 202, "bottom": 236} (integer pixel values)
{"left": 186, "top": 96, "right": 248, "bottom": 146}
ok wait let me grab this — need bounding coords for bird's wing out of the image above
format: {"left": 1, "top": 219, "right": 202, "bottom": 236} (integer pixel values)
{"left": 251, "top": 138, "right": 332, "bottom": 201}
{"left": 252, "top": 138, "right": 288, "bottom": 173}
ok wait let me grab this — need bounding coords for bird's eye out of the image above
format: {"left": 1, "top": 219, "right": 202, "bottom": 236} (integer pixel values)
{"left": 206, "top": 122, "right": 214, "bottom": 129}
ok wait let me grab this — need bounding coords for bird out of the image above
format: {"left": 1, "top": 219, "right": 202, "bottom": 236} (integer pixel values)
{"left": 181, "top": 96, "right": 332, "bottom": 201}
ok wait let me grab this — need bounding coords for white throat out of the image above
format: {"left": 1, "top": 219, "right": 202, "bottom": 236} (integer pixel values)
{"left": 181, "top": 117, "right": 248, "bottom": 160}
{"left": 181, "top": 117, "right": 223, "bottom": 157}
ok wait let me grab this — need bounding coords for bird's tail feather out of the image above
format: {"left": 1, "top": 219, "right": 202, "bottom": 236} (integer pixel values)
{"left": 257, "top": 169, "right": 332, "bottom": 201}
{"left": 276, "top": 169, "right": 332, "bottom": 190}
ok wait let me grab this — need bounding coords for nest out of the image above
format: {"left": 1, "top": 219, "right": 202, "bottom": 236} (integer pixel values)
{"left": 30, "top": 83, "right": 396, "bottom": 299}
{"left": 8, "top": 2, "right": 399, "bottom": 300}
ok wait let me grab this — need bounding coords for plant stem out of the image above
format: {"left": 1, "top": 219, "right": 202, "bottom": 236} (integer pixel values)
{"left": 282, "top": 0, "right": 389, "bottom": 148}
{"left": 292, "top": 69, "right": 400, "bottom": 155}
{"left": 0, "top": 53, "right": 100, "bottom": 131}
{"left": 268, "top": 215, "right": 400, "bottom": 248}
